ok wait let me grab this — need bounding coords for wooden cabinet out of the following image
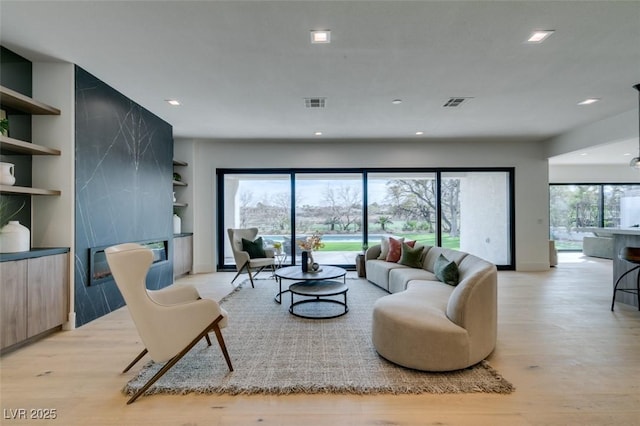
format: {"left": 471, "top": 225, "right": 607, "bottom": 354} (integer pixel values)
{"left": 0, "top": 260, "right": 28, "bottom": 348}
{"left": 27, "top": 254, "right": 68, "bottom": 337}
{"left": 0, "top": 253, "right": 69, "bottom": 352}
{"left": 0, "top": 85, "right": 62, "bottom": 196}
{"left": 173, "top": 234, "right": 193, "bottom": 278}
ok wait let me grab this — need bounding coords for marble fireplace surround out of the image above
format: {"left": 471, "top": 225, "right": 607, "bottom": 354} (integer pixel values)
{"left": 74, "top": 66, "right": 174, "bottom": 327}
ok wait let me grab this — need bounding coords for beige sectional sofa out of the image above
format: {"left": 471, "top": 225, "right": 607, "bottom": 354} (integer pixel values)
{"left": 365, "top": 243, "right": 497, "bottom": 372}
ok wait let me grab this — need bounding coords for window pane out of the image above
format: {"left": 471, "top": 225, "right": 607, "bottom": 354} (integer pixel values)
{"left": 604, "top": 185, "right": 640, "bottom": 228}
{"left": 294, "top": 173, "right": 363, "bottom": 265}
{"left": 442, "top": 171, "right": 511, "bottom": 264}
{"left": 223, "top": 174, "right": 291, "bottom": 266}
{"left": 549, "top": 185, "right": 601, "bottom": 251}
{"left": 367, "top": 172, "right": 437, "bottom": 248}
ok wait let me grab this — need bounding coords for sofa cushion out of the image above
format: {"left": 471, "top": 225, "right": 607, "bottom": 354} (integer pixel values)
{"left": 366, "top": 259, "right": 408, "bottom": 291}
{"left": 372, "top": 289, "right": 470, "bottom": 371}
{"left": 242, "top": 236, "right": 266, "bottom": 259}
{"left": 386, "top": 238, "right": 415, "bottom": 262}
{"left": 378, "top": 236, "right": 401, "bottom": 260}
{"left": 398, "top": 242, "right": 424, "bottom": 268}
{"left": 424, "top": 247, "right": 468, "bottom": 272}
{"left": 388, "top": 268, "right": 437, "bottom": 293}
{"left": 434, "top": 254, "right": 459, "bottom": 285}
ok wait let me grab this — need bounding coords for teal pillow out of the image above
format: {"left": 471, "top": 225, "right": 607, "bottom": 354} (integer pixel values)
{"left": 399, "top": 242, "right": 424, "bottom": 268}
{"left": 242, "top": 237, "right": 266, "bottom": 259}
{"left": 434, "top": 254, "right": 459, "bottom": 286}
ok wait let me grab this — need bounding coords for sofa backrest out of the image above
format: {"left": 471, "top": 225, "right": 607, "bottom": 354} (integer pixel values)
{"left": 446, "top": 254, "right": 497, "bottom": 362}
{"left": 422, "top": 246, "right": 468, "bottom": 272}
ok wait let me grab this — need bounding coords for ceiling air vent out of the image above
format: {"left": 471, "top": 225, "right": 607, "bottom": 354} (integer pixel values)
{"left": 304, "top": 97, "right": 326, "bottom": 108}
{"left": 443, "top": 97, "right": 471, "bottom": 108}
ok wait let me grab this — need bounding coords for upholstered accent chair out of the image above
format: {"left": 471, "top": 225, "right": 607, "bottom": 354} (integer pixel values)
{"left": 105, "top": 243, "right": 233, "bottom": 404}
{"left": 227, "top": 227, "right": 275, "bottom": 287}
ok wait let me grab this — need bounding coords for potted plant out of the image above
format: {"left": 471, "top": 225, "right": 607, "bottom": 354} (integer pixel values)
{"left": 273, "top": 241, "right": 282, "bottom": 254}
{"left": 0, "top": 118, "right": 8, "bottom": 137}
{"left": 0, "top": 198, "right": 25, "bottom": 228}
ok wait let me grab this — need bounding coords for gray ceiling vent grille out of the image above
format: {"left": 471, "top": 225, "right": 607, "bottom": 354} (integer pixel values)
{"left": 443, "top": 97, "right": 471, "bottom": 107}
{"left": 304, "top": 97, "right": 326, "bottom": 108}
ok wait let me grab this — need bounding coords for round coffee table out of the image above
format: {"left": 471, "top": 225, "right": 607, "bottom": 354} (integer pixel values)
{"left": 274, "top": 265, "right": 347, "bottom": 304}
{"left": 289, "top": 280, "right": 349, "bottom": 319}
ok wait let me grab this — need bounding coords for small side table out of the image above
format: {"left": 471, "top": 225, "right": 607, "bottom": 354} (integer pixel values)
{"left": 274, "top": 253, "right": 287, "bottom": 268}
{"left": 355, "top": 253, "right": 366, "bottom": 278}
{"left": 289, "top": 280, "right": 349, "bottom": 319}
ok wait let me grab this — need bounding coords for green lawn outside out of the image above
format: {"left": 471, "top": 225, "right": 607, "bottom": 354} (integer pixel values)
{"left": 318, "top": 234, "right": 460, "bottom": 252}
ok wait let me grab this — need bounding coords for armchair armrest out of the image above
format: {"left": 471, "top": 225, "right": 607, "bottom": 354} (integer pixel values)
{"left": 142, "top": 298, "right": 225, "bottom": 362}
{"left": 148, "top": 284, "right": 201, "bottom": 305}
{"left": 233, "top": 250, "right": 250, "bottom": 268}
{"left": 366, "top": 244, "right": 381, "bottom": 260}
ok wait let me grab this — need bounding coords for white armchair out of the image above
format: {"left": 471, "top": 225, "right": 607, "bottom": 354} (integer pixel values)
{"left": 105, "top": 243, "right": 233, "bottom": 404}
{"left": 227, "top": 228, "right": 275, "bottom": 287}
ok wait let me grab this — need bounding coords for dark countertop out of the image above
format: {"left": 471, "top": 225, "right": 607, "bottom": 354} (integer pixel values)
{"left": 0, "top": 247, "right": 70, "bottom": 262}
{"left": 173, "top": 233, "right": 193, "bottom": 237}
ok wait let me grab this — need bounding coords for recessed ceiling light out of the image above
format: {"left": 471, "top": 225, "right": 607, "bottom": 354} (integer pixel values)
{"left": 415, "top": 131, "right": 424, "bottom": 136}
{"left": 310, "top": 30, "right": 331, "bottom": 44}
{"left": 314, "top": 131, "right": 323, "bottom": 136}
{"left": 166, "top": 99, "right": 181, "bottom": 106}
{"left": 580, "top": 153, "right": 588, "bottom": 156}
{"left": 526, "top": 30, "right": 554, "bottom": 43}
{"left": 392, "top": 99, "right": 403, "bottom": 105}
{"left": 577, "top": 98, "right": 600, "bottom": 105}
{"left": 623, "top": 153, "right": 632, "bottom": 156}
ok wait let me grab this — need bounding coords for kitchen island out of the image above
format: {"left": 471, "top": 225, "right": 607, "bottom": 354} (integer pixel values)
{"left": 594, "top": 228, "right": 640, "bottom": 309}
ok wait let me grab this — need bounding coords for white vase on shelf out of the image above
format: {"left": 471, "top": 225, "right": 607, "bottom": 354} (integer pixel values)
{"left": 0, "top": 221, "right": 30, "bottom": 253}
{"left": 0, "top": 162, "right": 15, "bottom": 186}
{"left": 173, "top": 214, "right": 182, "bottom": 234}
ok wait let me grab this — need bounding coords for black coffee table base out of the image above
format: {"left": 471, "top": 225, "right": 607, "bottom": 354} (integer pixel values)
{"left": 289, "top": 280, "right": 349, "bottom": 319}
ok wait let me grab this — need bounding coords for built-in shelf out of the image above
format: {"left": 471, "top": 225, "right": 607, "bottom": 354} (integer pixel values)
{"left": 0, "top": 85, "right": 60, "bottom": 115}
{"left": 173, "top": 202, "right": 188, "bottom": 208}
{"left": 0, "top": 135, "right": 61, "bottom": 155}
{"left": 173, "top": 180, "right": 187, "bottom": 186}
{"left": 173, "top": 160, "right": 188, "bottom": 167}
{"left": 0, "top": 185, "right": 61, "bottom": 196}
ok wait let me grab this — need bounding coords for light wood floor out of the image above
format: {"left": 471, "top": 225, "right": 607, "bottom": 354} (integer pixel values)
{"left": 1, "top": 253, "right": 639, "bottom": 425}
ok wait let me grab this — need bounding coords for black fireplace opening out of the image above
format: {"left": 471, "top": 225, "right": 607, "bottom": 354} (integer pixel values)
{"left": 89, "top": 239, "right": 169, "bottom": 286}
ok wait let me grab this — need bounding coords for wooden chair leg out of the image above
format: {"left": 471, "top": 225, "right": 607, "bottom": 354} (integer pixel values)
{"left": 230, "top": 263, "right": 247, "bottom": 284}
{"left": 126, "top": 316, "right": 232, "bottom": 404}
{"left": 247, "top": 266, "right": 255, "bottom": 287}
{"left": 204, "top": 334, "right": 212, "bottom": 346}
{"left": 123, "top": 348, "right": 148, "bottom": 373}
{"left": 212, "top": 323, "right": 233, "bottom": 372}
{"left": 232, "top": 262, "right": 254, "bottom": 287}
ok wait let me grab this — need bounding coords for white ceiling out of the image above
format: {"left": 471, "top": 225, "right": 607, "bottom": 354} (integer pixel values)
{"left": 1, "top": 1, "right": 639, "bottom": 164}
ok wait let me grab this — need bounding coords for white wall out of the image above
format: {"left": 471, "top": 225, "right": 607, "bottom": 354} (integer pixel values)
{"left": 32, "top": 62, "right": 76, "bottom": 329}
{"left": 176, "top": 137, "right": 551, "bottom": 272}
{"left": 549, "top": 164, "right": 640, "bottom": 183}
{"left": 546, "top": 109, "right": 637, "bottom": 159}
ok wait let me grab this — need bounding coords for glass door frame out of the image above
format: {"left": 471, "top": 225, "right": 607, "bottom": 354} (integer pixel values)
{"left": 217, "top": 167, "right": 515, "bottom": 270}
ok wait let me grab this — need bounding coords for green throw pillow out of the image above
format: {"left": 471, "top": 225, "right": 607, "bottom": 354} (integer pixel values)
{"left": 242, "top": 237, "right": 266, "bottom": 259}
{"left": 399, "top": 242, "right": 424, "bottom": 268}
{"left": 434, "top": 254, "right": 459, "bottom": 286}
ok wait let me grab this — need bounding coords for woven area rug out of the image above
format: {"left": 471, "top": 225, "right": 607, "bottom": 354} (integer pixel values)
{"left": 124, "top": 278, "right": 514, "bottom": 396}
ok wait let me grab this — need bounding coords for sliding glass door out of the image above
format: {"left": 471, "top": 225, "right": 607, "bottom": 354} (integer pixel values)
{"left": 218, "top": 168, "right": 515, "bottom": 269}
{"left": 550, "top": 183, "right": 640, "bottom": 251}
{"left": 442, "top": 171, "right": 511, "bottom": 264}
{"left": 367, "top": 172, "right": 437, "bottom": 247}
{"left": 222, "top": 173, "right": 291, "bottom": 267}
{"left": 294, "top": 173, "right": 363, "bottom": 265}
